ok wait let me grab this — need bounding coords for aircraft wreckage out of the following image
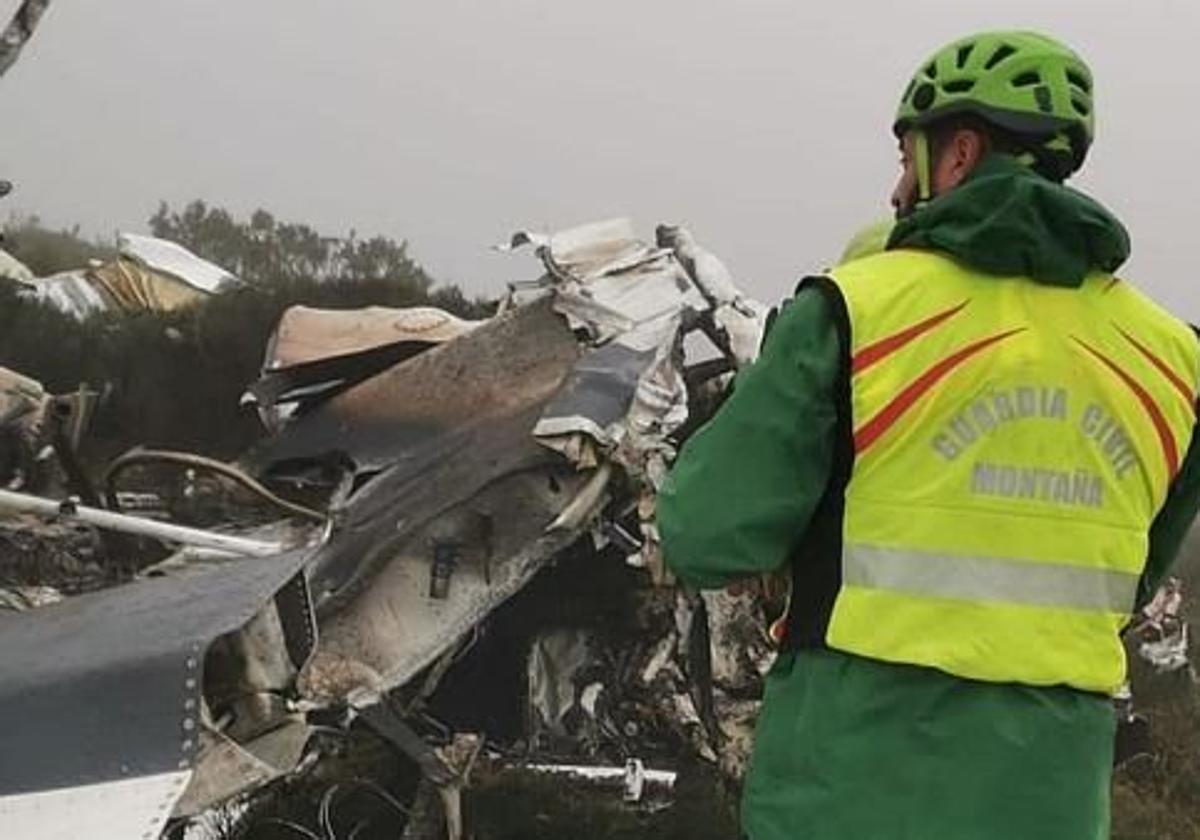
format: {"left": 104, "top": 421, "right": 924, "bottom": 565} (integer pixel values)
{"left": 0, "top": 219, "right": 776, "bottom": 839}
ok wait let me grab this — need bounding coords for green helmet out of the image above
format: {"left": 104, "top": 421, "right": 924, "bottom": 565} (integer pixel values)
{"left": 894, "top": 31, "right": 1094, "bottom": 177}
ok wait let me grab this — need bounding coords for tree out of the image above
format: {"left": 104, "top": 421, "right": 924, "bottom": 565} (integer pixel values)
{"left": 148, "top": 200, "right": 434, "bottom": 294}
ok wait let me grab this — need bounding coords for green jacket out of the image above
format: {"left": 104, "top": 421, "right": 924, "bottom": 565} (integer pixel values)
{"left": 659, "top": 156, "right": 1200, "bottom": 840}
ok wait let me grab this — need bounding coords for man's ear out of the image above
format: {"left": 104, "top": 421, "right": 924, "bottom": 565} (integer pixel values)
{"left": 948, "top": 129, "right": 987, "bottom": 186}
{"left": 934, "top": 128, "right": 988, "bottom": 193}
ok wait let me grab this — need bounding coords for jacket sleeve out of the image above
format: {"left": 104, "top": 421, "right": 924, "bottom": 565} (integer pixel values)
{"left": 1138, "top": 412, "right": 1200, "bottom": 608}
{"left": 658, "top": 286, "right": 840, "bottom": 590}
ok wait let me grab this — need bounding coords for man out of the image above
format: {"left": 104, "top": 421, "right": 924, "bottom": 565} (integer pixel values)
{"left": 659, "top": 31, "right": 1200, "bottom": 839}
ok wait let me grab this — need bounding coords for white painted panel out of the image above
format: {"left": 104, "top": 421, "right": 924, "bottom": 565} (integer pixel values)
{"left": 0, "top": 770, "right": 192, "bottom": 840}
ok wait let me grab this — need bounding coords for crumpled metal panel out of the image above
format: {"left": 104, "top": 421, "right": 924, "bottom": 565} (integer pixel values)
{"left": 503, "top": 220, "right": 763, "bottom": 575}
{"left": 0, "top": 548, "right": 311, "bottom": 797}
{"left": 504, "top": 218, "right": 707, "bottom": 341}
{"left": 117, "top": 233, "right": 237, "bottom": 294}
{"left": 26, "top": 269, "right": 108, "bottom": 319}
{"left": 0, "top": 364, "right": 47, "bottom": 427}
{"left": 87, "top": 259, "right": 208, "bottom": 313}
{"left": 173, "top": 721, "right": 311, "bottom": 817}
{"left": 0, "top": 770, "right": 193, "bottom": 840}
{"left": 657, "top": 225, "right": 768, "bottom": 366}
{"left": 507, "top": 221, "right": 703, "bottom": 476}
{"left": 0, "top": 247, "right": 34, "bottom": 286}
{"left": 246, "top": 295, "right": 579, "bottom": 477}
{"left": 266, "top": 305, "right": 481, "bottom": 370}
{"left": 26, "top": 251, "right": 222, "bottom": 319}
{"left": 26, "top": 235, "right": 237, "bottom": 320}
{"left": 245, "top": 306, "right": 485, "bottom": 436}
{"left": 285, "top": 299, "right": 599, "bottom": 704}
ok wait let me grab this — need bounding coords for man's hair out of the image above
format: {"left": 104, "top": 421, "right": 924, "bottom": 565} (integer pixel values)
{"left": 925, "top": 114, "right": 1069, "bottom": 182}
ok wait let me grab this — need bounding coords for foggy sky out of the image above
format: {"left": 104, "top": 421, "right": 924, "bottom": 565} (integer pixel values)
{"left": 1, "top": 0, "right": 1196, "bottom": 320}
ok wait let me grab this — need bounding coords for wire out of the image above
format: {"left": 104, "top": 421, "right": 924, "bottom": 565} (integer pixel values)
{"left": 102, "top": 446, "right": 326, "bottom": 523}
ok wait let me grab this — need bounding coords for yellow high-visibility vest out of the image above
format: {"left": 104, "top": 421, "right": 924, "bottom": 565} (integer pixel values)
{"left": 823, "top": 249, "right": 1199, "bottom": 694}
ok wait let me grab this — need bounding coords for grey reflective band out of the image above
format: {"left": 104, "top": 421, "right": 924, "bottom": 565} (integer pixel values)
{"left": 843, "top": 544, "right": 1139, "bottom": 613}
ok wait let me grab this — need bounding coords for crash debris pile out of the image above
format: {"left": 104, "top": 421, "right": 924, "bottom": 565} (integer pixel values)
{"left": 0, "top": 219, "right": 778, "bottom": 840}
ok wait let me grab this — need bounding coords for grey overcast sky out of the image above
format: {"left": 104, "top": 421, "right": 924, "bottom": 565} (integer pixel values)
{"left": 1, "top": 1, "right": 1197, "bottom": 319}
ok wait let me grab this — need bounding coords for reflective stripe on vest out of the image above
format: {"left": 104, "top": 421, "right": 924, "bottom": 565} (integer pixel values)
{"left": 844, "top": 544, "right": 1141, "bottom": 613}
{"left": 823, "top": 250, "right": 1199, "bottom": 695}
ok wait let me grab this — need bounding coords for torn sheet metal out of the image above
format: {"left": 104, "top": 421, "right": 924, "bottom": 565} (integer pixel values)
{"left": 1132, "top": 577, "right": 1191, "bottom": 672}
{"left": 245, "top": 306, "right": 483, "bottom": 433}
{"left": 504, "top": 218, "right": 706, "bottom": 342}
{"left": 173, "top": 721, "right": 311, "bottom": 817}
{"left": 242, "top": 300, "right": 606, "bottom": 714}
{"left": 0, "top": 547, "right": 315, "bottom": 836}
{"left": 23, "top": 235, "right": 236, "bottom": 320}
{"left": 88, "top": 257, "right": 209, "bottom": 312}
{"left": 0, "top": 247, "right": 34, "bottom": 286}
{"left": 520, "top": 589, "right": 722, "bottom": 766}
{"left": 0, "top": 365, "right": 49, "bottom": 489}
{"left": 266, "top": 305, "right": 481, "bottom": 370}
{"left": 527, "top": 628, "right": 594, "bottom": 737}
{"left": 0, "top": 365, "right": 46, "bottom": 429}
{"left": 245, "top": 339, "right": 450, "bottom": 433}
{"left": 505, "top": 220, "right": 764, "bottom": 572}
{"left": 296, "top": 433, "right": 601, "bottom": 709}
{"left": 26, "top": 269, "right": 108, "bottom": 319}
{"left": 1, "top": 771, "right": 193, "bottom": 840}
{"left": 118, "top": 233, "right": 237, "bottom": 294}
{"left": 657, "top": 225, "right": 768, "bottom": 366}
{"left": 511, "top": 219, "right": 702, "bottom": 492}
{"left": 246, "top": 295, "right": 578, "bottom": 476}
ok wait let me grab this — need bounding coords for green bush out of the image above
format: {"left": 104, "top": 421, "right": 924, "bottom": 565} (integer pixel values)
{"left": 2, "top": 213, "right": 114, "bottom": 276}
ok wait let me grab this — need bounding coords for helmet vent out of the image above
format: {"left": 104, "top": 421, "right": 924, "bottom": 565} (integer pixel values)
{"left": 912, "top": 83, "right": 936, "bottom": 111}
{"left": 984, "top": 44, "right": 1017, "bottom": 70}
{"left": 1011, "top": 71, "right": 1041, "bottom": 88}
{"left": 924, "top": 61, "right": 938, "bottom": 80}
{"left": 1066, "top": 70, "right": 1092, "bottom": 93}
{"left": 942, "top": 79, "right": 975, "bottom": 94}
{"left": 956, "top": 43, "right": 975, "bottom": 68}
{"left": 1072, "top": 97, "right": 1091, "bottom": 117}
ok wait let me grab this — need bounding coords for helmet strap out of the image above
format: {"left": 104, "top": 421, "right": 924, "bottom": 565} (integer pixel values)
{"left": 914, "top": 129, "right": 933, "bottom": 206}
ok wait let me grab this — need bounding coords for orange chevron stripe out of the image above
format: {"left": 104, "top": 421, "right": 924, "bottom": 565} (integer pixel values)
{"left": 1114, "top": 324, "right": 1196, "bottom": 410}
{"left": 852, "top": 300, "right": 970, "bottom": 375}
{"left": 854, "top": 328, "right": 1026, "bottom": 455}
{"left": 1073, "top": 337, "right": 1180, "bottom": 478}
